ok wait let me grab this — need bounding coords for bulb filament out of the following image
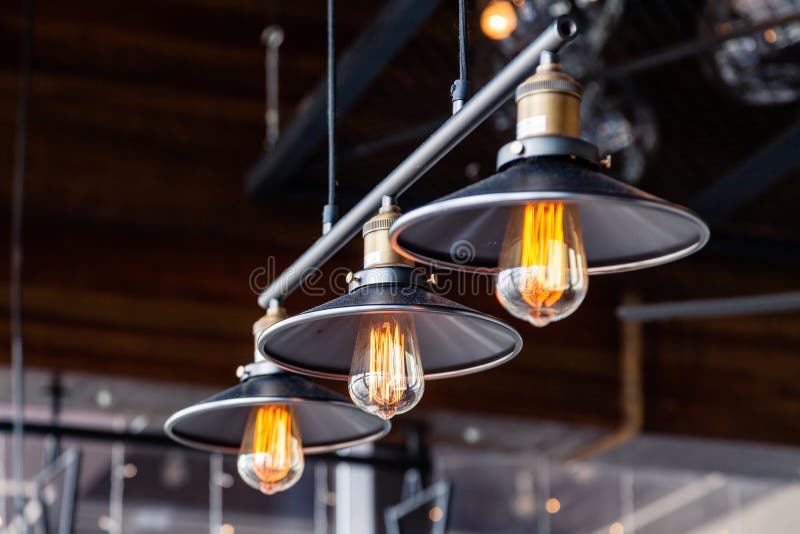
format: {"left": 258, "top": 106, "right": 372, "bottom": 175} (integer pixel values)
{"left": 349, "top": 314, "right": 424, "bottom": 420}
{"left": 496, "top": 200, "right": 587, "bottom": 327}
{"left": 368, "top": 320, "right": 407, "bottom": 412}
{"left": 251, "top": 405, "right": 295, "bottom": 489}
{"left": 518, "top": 202, "right": 567, "bottom": 311}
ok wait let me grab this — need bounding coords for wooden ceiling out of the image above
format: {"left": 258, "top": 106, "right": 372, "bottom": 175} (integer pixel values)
{"left": 0, "top": 0, "right": 799, "bottom": 448}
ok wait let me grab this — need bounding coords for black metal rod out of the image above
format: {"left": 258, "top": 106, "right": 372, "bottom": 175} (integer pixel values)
{"left": 451, "top": 0, "right": 470, "bottom": 113}
{"left": 458, "top": 0, "right": 468, "bottom": 83}
{"left": 257, "top": 16, "right": 578, "bottom": 307}
{"left": 323, "top": 0, "right": 337, "bottom": 233}
{"left": 0, "top": 422, "right": 429, "bottom": 471}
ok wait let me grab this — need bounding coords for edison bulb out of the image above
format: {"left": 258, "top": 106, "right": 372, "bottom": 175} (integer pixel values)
{"left": 348, "top": 314, "right": 424, "bottom": 420}
{"left": 496, "top": 202, "right": 588, "bottom": 327}
{"left": 237, "top": 404, "right": 304, "bottom": 495}
{"left": 481, "top": 1, "right": 518, "bottom": 41}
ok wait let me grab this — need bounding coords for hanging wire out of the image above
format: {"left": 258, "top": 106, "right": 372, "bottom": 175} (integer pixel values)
{"left": 322, "top": 0, "right": 338, "bottom": 235}
{"left": 458, "top": 0, "right": 468, "bottom": 83}
{"left": 10, "top": 0, "right": 34, "bottom": 521}
{"left": 451, "top": 0, "right": 470, "bottom": 114}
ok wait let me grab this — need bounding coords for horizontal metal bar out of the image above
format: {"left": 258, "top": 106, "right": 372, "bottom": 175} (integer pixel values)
{"left": 0, "top": 421, "right": 429, "bottom": 471}
{"left": 616, "top": 292, "right": 800, "bottom": 322}
{"left": 257, "top": 17, "right": 579, "bottom": 307}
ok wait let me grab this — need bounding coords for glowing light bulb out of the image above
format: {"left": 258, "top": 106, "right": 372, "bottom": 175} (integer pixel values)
{"left": 349, "top": 314, "right": 424, "bottom": 420}
{"left": 495, "top": 202, "right": 588, "bottom": 327}
{"left": 237, "top": 404, "right": 304, "bottom": 495}
{"left": 481, "top": 1, "right": 518, "bottom": 40}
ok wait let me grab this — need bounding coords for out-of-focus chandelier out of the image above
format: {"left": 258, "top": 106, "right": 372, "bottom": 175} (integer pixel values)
{"left": 481, "top": 0, "right": 625, "bottom": 77}
{"left": 706, "top": 0, "right": 800, "bottom": 105}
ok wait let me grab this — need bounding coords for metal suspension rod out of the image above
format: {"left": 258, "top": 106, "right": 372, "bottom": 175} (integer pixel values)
{"left": 11, "top": 0, "right": 34, "bottom": 521}
{"left": 323, "top": 0, "right": 338, "bottom": 234}
{"left": 451, "top": 0, "right": 470, "bottom": 114}
{"left": 258, "top": 16, "right": 578, "bottom": 308}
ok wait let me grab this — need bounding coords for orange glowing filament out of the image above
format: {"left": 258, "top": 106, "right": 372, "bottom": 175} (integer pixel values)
{"left": 518, "top": 202, "right": 568, "bottom": 310}
{"left": 496, "top": 201, "right": 587, "bottom": 327}
{"left": 368, "top": 320, "right": 407, "bottom": 410}
{"left": 250, "top": 405, "right": 295, "bottom": 485}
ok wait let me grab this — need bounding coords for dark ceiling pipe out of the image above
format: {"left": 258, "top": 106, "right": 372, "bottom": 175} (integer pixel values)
{"left": 689, "top": 120, "right": 800, "bottom": 224}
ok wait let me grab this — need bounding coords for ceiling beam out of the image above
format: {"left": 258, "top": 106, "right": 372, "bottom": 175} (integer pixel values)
{"left": 245, "top": 0, "right": 442, "bottom": 199}
{"left": 689, "top": 119, "right": 800, "bottom": 224}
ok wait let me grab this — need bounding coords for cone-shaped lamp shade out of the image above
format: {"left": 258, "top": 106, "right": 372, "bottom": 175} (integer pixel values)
{"left": 164, "top": 372, "right": 390, "bottom": 454}
{"left": 258, "top": 284, "right": 523, "bottom": 380}
{"left": 389, "top": 159, "right": 709, "bottom": 274}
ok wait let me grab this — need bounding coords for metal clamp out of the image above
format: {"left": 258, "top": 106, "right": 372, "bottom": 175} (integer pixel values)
{"left": 347, "top": 265, "right": 429, "bottom": 292}
{"left": 237, "top": 360, "right": 284, "bottom": 382}
{"left": 496, "top": 136, "right": 600, "bottom": 170}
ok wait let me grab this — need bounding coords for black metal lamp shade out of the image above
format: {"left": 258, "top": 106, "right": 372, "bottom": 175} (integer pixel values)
{"left": 257, "top": 283, "right": 523, "bottom": 380}
{"left": 164, "top": 372, "right": 390, "bottom": 454}
{"left": 389, "top": 158, "right": 710, "bottom": 274}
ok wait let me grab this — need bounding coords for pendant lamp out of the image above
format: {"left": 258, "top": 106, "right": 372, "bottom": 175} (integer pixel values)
{"left": 258, "top": 197, "right": 523, "bottom": 420}
{"left": 164, "top": 305, "right": 390, "bottom": 495}
{"left": 389, "top": 51, "right": 709, "bottom": 327}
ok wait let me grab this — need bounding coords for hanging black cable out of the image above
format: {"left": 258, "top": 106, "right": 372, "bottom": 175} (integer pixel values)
{"left": 322, "top": 0, "right": 338, "bottom": 234}
{"left": 451, "top": 0, "right": 470, "bottom": 114}
{"left": 10, "top": 0, "right": 34, "bottom": 522}
{"left": 458, "top": 0, "right": 468, "bottom": 83}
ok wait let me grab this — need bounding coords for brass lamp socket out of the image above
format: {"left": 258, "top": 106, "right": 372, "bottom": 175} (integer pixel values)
{"left": 515, "top": 53, "right": 582, "bottom": 139}
{"left": 252, "top": 301, "right": 287, "bottom": 362}
{"left": 362, "top": 197, "right": 414, "bottom": 270}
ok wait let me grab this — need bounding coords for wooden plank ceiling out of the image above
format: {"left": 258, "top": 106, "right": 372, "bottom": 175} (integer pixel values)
{"left": 0, "top": 0, "right": 799, "bottom": 446}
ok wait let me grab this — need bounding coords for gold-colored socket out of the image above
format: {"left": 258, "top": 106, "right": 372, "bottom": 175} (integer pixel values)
{"left": 515, "top": 61, "right": 582, "bottom": 139}
{"left": 252, "top": 304, "right": 287, "bottom": 362}
{"left": 362, "top": 202, "right": 413, "bottom": 270}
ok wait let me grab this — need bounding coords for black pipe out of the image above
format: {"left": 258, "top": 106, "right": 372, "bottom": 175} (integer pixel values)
{"left": 0, "top": 421, "right": 430, "bottom": 471}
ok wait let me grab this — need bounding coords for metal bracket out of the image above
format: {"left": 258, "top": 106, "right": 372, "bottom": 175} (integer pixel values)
{"left": 496, "top": 135, "right": 599, "bottom": 170}
{"left": 347, "top": 265, "right": 428, "bottom": 292}
{"left": 237, "top": 360, "right": 284, "bottom": 382}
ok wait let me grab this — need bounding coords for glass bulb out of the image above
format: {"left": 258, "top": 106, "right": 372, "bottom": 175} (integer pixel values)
{"left": 237, "top": 404, "right": 304, "bottom": 495}
{"left": 481, "top": 1, "right": 518, "bottom": 41}
{"left": 348, "top": 314, "right": 424, "bottom": 420}
{"left": 496, "top": 202, "right": 588, "bottom": 327}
